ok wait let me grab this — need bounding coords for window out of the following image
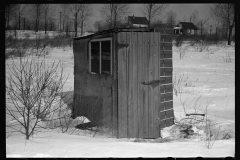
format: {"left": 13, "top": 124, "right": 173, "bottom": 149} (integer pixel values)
{"left": 89, "top": 38, "right": 112, "bottom": 74}
{"left": 191, "top": 29, "right": 194, "bottom": 34}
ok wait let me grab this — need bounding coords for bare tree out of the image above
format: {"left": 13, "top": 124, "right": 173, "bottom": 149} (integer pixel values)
{"left": 94, "top": 20, "right": 103, "bottom": 32}
{"left": 140, "top": 3, "right": 168, "bottom": 27}
{"left": 12, "top": 9, "right": 20, "bottom": 37}
{"left": 210, "top": 7, "right": 222, "bottom": 36}
{"left": 210, "top": 3, "right": 235, "bottom": 45}
{"left": 183, "top": 15, "right": 188, "bottom": 22}
{"left": 69, "top": 4, "right": 81, "bottom": 37}
{"left": 60, "top": 4, "right": 71, "bottom": 36}
{"left": 79, "top": 4, "right": 93, "bottom": 35}
{"left": 14, "top": 4, "right": 27, "bottom": 30}
{"left": 49, "top": 17, "right": 56, "bottom": 31}
{"left": 5, "top": 4, "right": 18, "bottom": 29}
{"left": 6, "top": 51, "right": 69, "bottom": 140}
{"left": 100, "top": 4, "right": 130, "bottom": 29}
{"left": 42, "top": 4, "right": 55, "bottom": 34}
{"left": 190, "top": 9, "right": 199, "bottom": 25}
{"left": 198, "top": 16, "right": 210, "bottom": 36}
{"left": 29, "top": 4, "right": 44, "bottom": 32}
{"left": 165, "top": 10, "right": 177, "bottom": 28}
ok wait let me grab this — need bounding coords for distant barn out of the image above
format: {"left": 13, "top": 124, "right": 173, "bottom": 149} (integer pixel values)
{"left": 73, "top": 28, "right": 174, "bottom": 139}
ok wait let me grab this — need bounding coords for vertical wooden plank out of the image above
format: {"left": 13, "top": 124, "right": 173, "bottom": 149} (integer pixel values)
{"left": 118, "top": 32, "right": 128, "bottom": 138}
{"left": 148, "top": 32, "right": 154, "bottom": 138}
{"left": 112, "top": 33, "right": 118, "bottom": 137}
{"left": 117, "top": 32, "right": 123, "bottom": 138}
{"left": 153, "top": 32, "right": 160, "bottom": 138}
{"left": 121, "top": 32, "right": 128, "bottom": 138}
{"left": 132, "top": 32, "right": 139, "bottom": 138}
{"left": 137, "top": 32, "right": 144, "bottom": 138}
{"left": 142, "top": 32, "right": 149, "bottom": 138}
{"left": 158, "top": 33, "right": 162, "bottom": 136}
{"left": 127, "top": 32, "right": 134, "bottom": 138}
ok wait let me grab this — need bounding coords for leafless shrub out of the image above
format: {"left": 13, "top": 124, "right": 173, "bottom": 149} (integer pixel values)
{"left": 195, "top": 40, "right": 209, "bottom": 52}
{"left": 177, "top": 45, "right": 189, "bottom": 59}
{"left": 6, "top": 50, "right": 69, "bottom": 140}
{"left": 5, "top": 40, "right": 31, "bottom": 59}
{"left": 23, "top": 32, "right": 31, "bottom": 39}
{"left": 204, "top": 102, "right": 221, "bottom": 149}
{"left": 5, "top": 32, "right": 51, "bottom": 59}
{"left": 172, "top": 72, "right": 192, "bottom": 96}
{"left": 177, "top": 86, "right": 229, "bottom": 149}
{"left": 220, "top": 52, "right": 233, "bottom": 63}
{"left": 205, "top": 46, "right": 221, "bottom": 59}
{"left": 31, "top": 34, "right": 50, "bottom": 56}
{"left": 175, "top": 98, "right": 221, "bottom": 149}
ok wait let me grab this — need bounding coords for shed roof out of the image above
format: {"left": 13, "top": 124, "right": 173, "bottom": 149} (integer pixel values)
{"left": 177, "top": 22, "right": 198, "bottom": 30}
{"left": 128, "top": 16, "right": 149, "bottom": 25}
{"left": 73, "top": 28, "right": 154, "bottom": 40}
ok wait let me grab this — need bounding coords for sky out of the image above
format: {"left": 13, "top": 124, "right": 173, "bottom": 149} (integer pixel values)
{"left": 53, "top": 3, "right": 214, "bottom": 31}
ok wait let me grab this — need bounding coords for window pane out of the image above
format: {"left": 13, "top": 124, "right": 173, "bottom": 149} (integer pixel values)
{"left": 101, "top": 41, "right": 111, "bottom": 74}
{"left": 91, "top": 41, "right": 100, "bottom": 73}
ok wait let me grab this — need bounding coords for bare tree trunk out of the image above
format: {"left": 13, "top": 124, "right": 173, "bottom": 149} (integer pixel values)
{"left": 14, "top": 24, "right": 17, "bottom": 37}
{"left": 109, "top": 5, "right": 113, "bottom": 28}
{"left": 36, "top": 19, "right": 38, "bottom": 32}
{"left": 45, "top": 14, "right": 47, "bottom": 34}
{"left": 24, "top": 18, "right": 26, "bottom": 30}
{"left": 113, "top": 7, "right": 117, "bottom": 28}
{"left": 7, "top": 12, "right": 10, "bottom": 29}
{"left": 25, "top": 128, "right": 29, "bottom": 140}
{"left": 81, "top": 21, "right": 83, "bottom": 35}
{"left": 227, "top": 25, "right": 233, "bottom": 45}
{"left": 63, "top": 21, "right": 65, "bottom": 32}
{"left": 75, "top": 12, "right": 78, "bottom": 37}
{"left": 148, "top": 14, "right": 151, "bottom": 27}
{"left": 226, "top": 24, "right": 228, "bottom": 40}
{"left": 200, "top": 24, "right": 202, "bottom": 36}
{"left": 18, "top": 12, "right": 21, "bottom": 30}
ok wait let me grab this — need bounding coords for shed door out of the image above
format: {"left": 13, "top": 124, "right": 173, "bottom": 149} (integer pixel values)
{"left": 117, "top": 32, "right": 174, "bottom": 138}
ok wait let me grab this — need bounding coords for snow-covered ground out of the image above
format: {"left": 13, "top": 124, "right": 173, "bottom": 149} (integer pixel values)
{"left": 6, "top": 34, "right": 235, "bottom": 157}
{"left": 6, "top": 129, "right": 235, "bottom": 157}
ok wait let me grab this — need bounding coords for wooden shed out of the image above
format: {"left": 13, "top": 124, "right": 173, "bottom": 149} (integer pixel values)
{"left": 73, "top": 28, "right": 174, "bottom": 139}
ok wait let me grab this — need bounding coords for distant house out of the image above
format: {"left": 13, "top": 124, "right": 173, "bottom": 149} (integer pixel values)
{"left": 173, "top": 22, "right": 198, "bottom": 35}
{"left": 127, "top": 15, "right": 149, "bottom": 28}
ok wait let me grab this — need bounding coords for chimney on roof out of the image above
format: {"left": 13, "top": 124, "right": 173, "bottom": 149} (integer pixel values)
{"left": 190, "top": 16, "right": 191, "bottom": 22}
{"left": 133, "top": 14, "right": 134, "bottom": 19}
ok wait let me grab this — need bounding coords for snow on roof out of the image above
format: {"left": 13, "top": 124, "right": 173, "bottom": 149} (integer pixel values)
{"left": 173, "top": 27, "right": 182, "bottom": 29}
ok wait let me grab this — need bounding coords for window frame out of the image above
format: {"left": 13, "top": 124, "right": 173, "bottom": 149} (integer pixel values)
{"left": 89, "top": 37, "right": 112, "bottom": 75}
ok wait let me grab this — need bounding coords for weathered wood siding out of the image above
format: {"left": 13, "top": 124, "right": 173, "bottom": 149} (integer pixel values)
{"left": 73, "top": 35, "right": 114, "bottom": 129}
{"left": 117, "top": 32, "right": 174, "bottom": 138}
